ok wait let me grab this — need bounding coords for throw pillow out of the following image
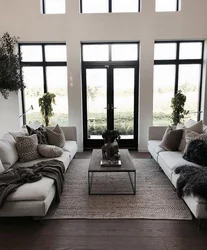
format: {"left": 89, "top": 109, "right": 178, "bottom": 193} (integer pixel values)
{"left": 26, "top": 125, "right": 48, "bottom": 144}
{"left": 0, "top": 133, "right": 19, "bottom": 170}
{"left": 46, "top": 124, "right": 65, "bottom": 148}
{"left": 159, "top": 126, "right": 183, "bottom": 151}
{"left": 37, "top": 144, "right": 64, "bottom": 158}
{"left": 16, "top": 134, "right": 40, "bottom": 162}
{"left": 178, "top": 120, "right": 203, "bottom": 152}
{"left": 183, "top": 139, "right": 207, "bottom": 166}
{"left": 184, "top": 130, "right": 207, "bottom": 153}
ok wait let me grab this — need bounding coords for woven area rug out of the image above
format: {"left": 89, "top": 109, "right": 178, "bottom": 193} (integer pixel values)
{"left": 45, "top": 159, "right": 192, "bottom": 220}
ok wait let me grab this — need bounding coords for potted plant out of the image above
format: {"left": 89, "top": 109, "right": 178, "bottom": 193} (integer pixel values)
{"left": 38, "top": 92, "right": 56, "bottom": 126}
{"left": 0, "top": 32, "right": 24, "bottom": 99}
{"left": 171, "top": 90, "right": 189, "bottom": 125}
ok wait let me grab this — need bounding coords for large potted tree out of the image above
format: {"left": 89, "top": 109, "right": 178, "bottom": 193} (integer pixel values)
{"left": 38, "top": 92, "right": 56, "bottom": 126}
{"left": 0, "top": 32, "right": 24, "bottom": 99}
{"left": 171, "top": 90, "right": 189, "bottom": 125}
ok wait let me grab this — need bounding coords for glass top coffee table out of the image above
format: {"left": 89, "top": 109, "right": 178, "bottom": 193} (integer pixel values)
{"left": 88, "top": 149, "right": 136, "bottom": 195}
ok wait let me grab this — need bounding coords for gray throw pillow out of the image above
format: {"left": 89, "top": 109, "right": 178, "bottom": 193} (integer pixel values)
{"left": 46, "top": 124, "right": 65, "bottom": 148}
{"left": 159, "top": 126, "right": 183, "bottom": 151}
{"left": 37, "top": 144, "right": 64, "bottom": 158}
{"left": 16, "top": 134, "right": 40, "bottom": 162}
{"left": 26, "top": 125, "right": 48, "bottom": 144}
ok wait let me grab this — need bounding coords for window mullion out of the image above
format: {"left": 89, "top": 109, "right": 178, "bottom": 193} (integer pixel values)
{"left": 109, "top": 0, "right": 112, "bottom": 12}
{"left": 174, "top": 42, "right": 180, "bottom": 95}
{"left": 42, "top": 0, "right": 46, "bottom": 14}
{"left": 42, "top": 45, "right": 47, "bottom": 93}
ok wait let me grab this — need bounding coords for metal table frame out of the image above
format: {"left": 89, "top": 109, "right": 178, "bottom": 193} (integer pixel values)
{"left": 88, "top": 170, "right": 136, "bottom": 195}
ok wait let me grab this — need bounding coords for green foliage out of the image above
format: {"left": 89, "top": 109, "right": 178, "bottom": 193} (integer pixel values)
{"left": 171, "top": 90, "right": 189, "bottom": 125}
{"left": 38, "top": 92, "right": 56, "bottom": 126}
{"left": 0, "top": 32, "right": 24, "bottom": 99}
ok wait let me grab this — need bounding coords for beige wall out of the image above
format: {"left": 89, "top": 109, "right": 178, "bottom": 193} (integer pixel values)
{"left": 0, "top": 0, "right": 207, "bottom": 150}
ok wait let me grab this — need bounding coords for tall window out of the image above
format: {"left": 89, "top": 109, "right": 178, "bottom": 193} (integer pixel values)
{"left": 153, "top": 41, "right": 204, "bottom": 125}
{"left": 19, "top": 44, "right": 68, "bottom": 126}
{"left": 80, "top": 0, "right": 140, "bottom": 13}
{"left": 155, "top": 0, "right": 180, "bottom": 12}
{"left": 42, "top": 0, "right": 66, "bottom": 14}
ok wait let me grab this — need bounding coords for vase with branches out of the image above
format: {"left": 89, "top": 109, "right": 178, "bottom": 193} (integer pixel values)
{"left": 38, "top": 92, "right": 56, "bottom": 126}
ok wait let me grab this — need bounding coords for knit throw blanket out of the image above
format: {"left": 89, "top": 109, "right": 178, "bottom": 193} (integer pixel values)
{"left": 0, "top": 159, "right": 65, "bottom": 208}
{"left": 175, "top": 165, "right": 207, "bottom": 199}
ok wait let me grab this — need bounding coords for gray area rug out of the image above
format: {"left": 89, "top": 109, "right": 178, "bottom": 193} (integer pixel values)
{"left": 45, "top": 159, "right": 192, "bottom": 220}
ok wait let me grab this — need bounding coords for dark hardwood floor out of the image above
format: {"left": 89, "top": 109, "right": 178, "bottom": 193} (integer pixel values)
{"left": 0, "top": 150, "right": 207, "bottom": 250}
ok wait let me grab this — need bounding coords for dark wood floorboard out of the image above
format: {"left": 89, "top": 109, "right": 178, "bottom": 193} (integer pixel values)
{"left": 0, "top": 151, "right": 207, "bottom": 250}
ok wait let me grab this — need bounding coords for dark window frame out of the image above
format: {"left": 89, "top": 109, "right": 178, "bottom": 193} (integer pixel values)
{"left": 154, "top": 40, "right": 204, "bottom": 121}
{"left": 81, "top": 42, "right": 139, "bottom": 149}
{"left": 80, "top": 0, "right": 141, "bottom": 13}
{"left": 19, "top": 43, "right": 67, "bottom": 125}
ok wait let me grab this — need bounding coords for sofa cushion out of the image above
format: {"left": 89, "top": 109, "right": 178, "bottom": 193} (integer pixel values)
{"left": 0, "top": 133, "right": 18, "bottom": 170}
{"left": 62, "top": 141, "right": 78, "bottom": 159}
{"left": 178, "top": 120, "right": 203, "bottom": 151}
{"left": 16, "top": 134, "right": 40, "bottom": 162}
{"left": 159, "top": 126, "right": 183, "bottom": 151}
{"left": 158, "top": 151, "right": 201, "bottom": 171}
{"left": 6, "top": 177, "right": 54, "bottom": 201}
{"left": 13, "top": 151, "right": 70, "bottom": 171}
{"left": 37, "top": 144, "right": 64, "bottom": 158}
{"left": 148, "top": 140, "right": 165, "bottom": 154}
{"left": 26, "top": 125, "right": 48, "bottom": 144}
{"left": 46, "top": 124, "right": 65, "bottom": 148}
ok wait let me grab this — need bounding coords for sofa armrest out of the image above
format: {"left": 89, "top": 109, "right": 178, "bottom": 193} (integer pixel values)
{"left": 148, "top": 126, "right": 167, "bottom": 140}
{"left": 61, "top": 126, "right": 77, "bottom": 142}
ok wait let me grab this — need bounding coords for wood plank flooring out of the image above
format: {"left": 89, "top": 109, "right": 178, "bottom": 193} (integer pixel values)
{"left": 0, "top": 150, "right": 207, "bottom": 250}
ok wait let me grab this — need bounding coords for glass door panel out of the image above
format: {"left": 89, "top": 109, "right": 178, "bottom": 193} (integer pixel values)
{"left": 113, "top": 68, "right": 135, "bottom": 139}
{"left": 23, "top": 66, "right": 44, "bottom": 124}
{"left": 178, "top": 64, "right": 201, "bottom": 121}
{"left": 86, "top": 68, "right": 107, "bottom": 139}
{"left": 46, "top": 66, "right": 68, "bottom": 126}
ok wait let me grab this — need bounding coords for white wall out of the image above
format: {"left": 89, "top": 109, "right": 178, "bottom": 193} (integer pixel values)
{"left": 0, "top": 0, "right": 207, "bottom": 150}
{"left": 0, "top": 93, "right": 20, "bottom": 136}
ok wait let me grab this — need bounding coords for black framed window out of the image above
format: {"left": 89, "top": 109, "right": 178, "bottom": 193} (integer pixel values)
{"left": 153, "top": 41, "right": 204, "bottom": 125}
{"left": 80, "top": 0, "right": 140, "bottom": 13}
{"left": 42, "top": 0, "right": 66, "bottom": 14}
{"left": 155, "top": 0, "right": 180, "bottom": 12}
{"left": 19, "top": 43, "right": 68, "bottom": 126}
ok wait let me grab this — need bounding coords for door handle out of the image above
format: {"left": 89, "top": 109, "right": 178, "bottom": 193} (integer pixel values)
{"left": 111, "top": 105, "right": 117, "bottom": 110}
{"left": 104, "top": 104, "right": 110, "bottom": 109}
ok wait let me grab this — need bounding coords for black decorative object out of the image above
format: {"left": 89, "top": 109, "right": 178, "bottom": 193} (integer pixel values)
{"left": 0, "top": 32, "right": 24, "bottom": 99}
{"left": 101, "top": 130, "right": 121, "bottom": 162}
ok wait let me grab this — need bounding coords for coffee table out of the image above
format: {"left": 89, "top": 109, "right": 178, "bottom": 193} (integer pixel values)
{"left": 88, "top": 149, "right": 136, "bottom": 195}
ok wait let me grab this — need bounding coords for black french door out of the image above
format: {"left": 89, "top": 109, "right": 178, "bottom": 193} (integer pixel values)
{"left": 82, "top": 43, "right": 139, "bottom": 149}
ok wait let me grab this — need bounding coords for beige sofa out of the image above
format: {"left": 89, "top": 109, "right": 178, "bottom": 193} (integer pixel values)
{"left": 148, "top": 126, "right": 207, "bottom": 223}
{"left": 0, "top": 126, "right": 77, "bottom": 217}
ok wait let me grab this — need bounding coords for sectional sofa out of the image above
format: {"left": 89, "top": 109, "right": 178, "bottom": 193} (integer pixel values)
{"left": 148, "top": 125, "right": 207, "bottom": 225}
{"left": 0, "top": 126, "right": 77, "bottom": 217}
